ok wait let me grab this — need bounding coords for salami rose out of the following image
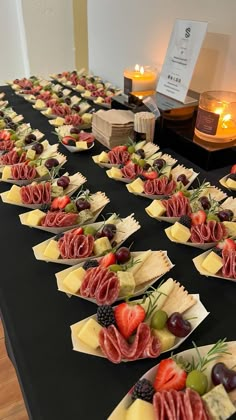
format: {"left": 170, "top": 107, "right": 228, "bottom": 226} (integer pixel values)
{"left": 41, "top": 211, "right": 78, "bottom": 227}
{"left": 108, "top": 150, "right": 130, "bottom": 165}
{"left": 58, "top": 232, "right": 94, "bottom": 259}
{"left": 20, "top": 182, "right": 51, "bottom": 204}
{"left": 65, "top": 115, "right": 83, "bottom": 127}
{"left": 190, "top": 221, "right": 227, "bottom": 244}
{"left": 121, "top": 163, "right": 143, "bottom": 179}
{"left": 162, "top": 195, "right": 191, "bottom": 217}
{"left": 80, "top": 266, "right": 119, "bottom": 304}
{"left": 0, "top": 140, "right": 14, "bottom": 151}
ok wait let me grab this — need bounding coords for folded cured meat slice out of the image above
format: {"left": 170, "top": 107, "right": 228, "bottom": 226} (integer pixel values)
{"left": 78, "top": 132, "right": 94, "bottom": 143}
{"left": 121, "top": 163, "right": 143, "bottom": 179}
{"left": 144, "top": 176, "right": 177, "bottom": 196}
{"left": 58, "top": 232, "right": 94, "bottom": 259}
{"left": 20, "top": 182, "right": 51, "bottom": 204}
{"left": 11, "top": 163, "right": 37, "bottom": 180}
{"left": 153, "top": 389, "right": 208, "bottom": 420}
{"left": 190, "top": 221, "right": 227, "bottom": 244}
{"left": 0, "top": 140, "right": 14, "bottom": 151}
{"left": 108, "top": 149, "right": 130, "bottom": 165}
{"left": 41, "top": 211, "right": 78, "bottom": 227}
{"left": 80, "top": 266, "right": 120, "bottom": 304}
{"left": 51, "top": 104, "right": 71, "bottom": 117}
{"left": 162, "top": 195, "right": 191, "bottom": 217}
{"left": 0, "top": 150, "right": 26, "bottom": 165}
{"left": 222, "top": 249, "right": 236, "bottom": 279}
{"left": 99, "top": 323, "right": 161, "bottom": 363}
{"left": 65, "top": 114, "right": 83, "bottom": 126}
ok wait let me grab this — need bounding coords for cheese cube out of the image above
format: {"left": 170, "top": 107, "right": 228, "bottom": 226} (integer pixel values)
{"left": 27, "top": 209, "right": 45, "bottom": 226}
{"left": 83, "top": 90, "right": 91, "bottom": 98}
{"left": 202, "top": 251, "right": 223, "bottom": 274}
{"left": 118, "top": 272, "right": 135, "bottom": 296}
{"left": 127, "top": 178, "right": 144, "bottom": 194}
{"left": 36, "top": 165, "right": 49, "bottom": 178}
{"left": 76, "top": 84, "right": 85, "bottom": 92}
{"left": 98, "top": 151, "right": 109, "bottom": 163}
{"left": 77, "top": 318, "right": 102, "bottom": 349}
{"left": 2, "top": 166, "right": 12, "bottom": 181}
{"left": 202, "top": 384, "right": 236, "bottom": 420}
{"left": 95, "top": 97, "right": 104, "bottom": 104}
{"left": 52, "top": 117, "right": 65, "bottom": 126}
{"left": 145, "top": 200, "right": 166, "bottom": 218}
{"left": 76, "top": 141, "right": 88, "bottom": 150}
{"left": 223, "top": 221, "right": 236, "bottom": 237}
{"left": 35, "top": 99, "right": 46, "bottom": 109}
{"left": 107, "top": 167, "right": 123, "bottom": 179}
{"left": 226, "top": 177, "right": 236, "bottom": 189}
{"left": 171, "top": 222, "right": 191, "bottom": 242}
{"left": 63, "top": 267, "right": 86, "bottom": 294}
{"left": 93, "top": 237, "right": 111, "bottom": 256}
{"left": 26, "top": 149, "right": 36, "bottom": 160}
{"left": 40, "top": 140, "right": 49, "bottom": 150}
{"left": 44, "top": 108, "right": 52, "bottom": 116}
{"left": 82, "top": 113, "right": 92, "bottom": 124}
{"left": 6, "top": 185, "right": 22, "bottom": 203}
{"left": 43, "top": 240, "right": 60, "bottom": 259}
{"left": 152, "top": 327, "right": 176, "bottom": 351}
{"left": 126, "top": 399, "right": 155, "bottom": 420}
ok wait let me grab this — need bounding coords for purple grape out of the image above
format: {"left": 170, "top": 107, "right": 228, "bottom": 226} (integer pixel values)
{"left": 115, "top": 247, "right": 130, "bottom": 263}
{"left": 177, "top": 174, "right": 188, "bottom": 186}
{"left": 212, "top": 363, "right": 236, "bottom": 392}
{"left": 218, "top": 209, "right": 234, "bottom": 222}
{"left": 136, "top": 149, "right": 145, "bottom": 159}
{"left": 153, "top": 158, "right": 166, "bottom": 170}
{"left": 76, "top": 198, "right": 91, "bottom": 211}
{"left": 167, "top": 312, "right": 191, "bottom": 337}
{"left": 72, "top": 105, "right": 81, "bottom": 112}
{"left": 102, "top": 224, "right": 117, "bottom": 241}
{"left": 199, "top": 196, "right": 211, "bottom": 210}
{"left": 57, "top": 176, "right": 70, "bottom": 189}
{"left": 32, "top": 143, "right": 44, "bottom": 154}
{"left": 25, "top": 133, "right": 37, "bottom": 144}
{"left": 70, "top": 127, "right": 80, "bottom": 135}
{"left": 45, "top": 158, "right": 59, "bottom": 169}
{"left": 64, "top": 97, "right": 71, "bottom": 105}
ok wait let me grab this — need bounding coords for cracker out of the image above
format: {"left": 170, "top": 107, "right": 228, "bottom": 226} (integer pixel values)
{"left": 134, "top": 251, "right": 172, "bottom": 285}
{"left": 200, "top": 185, "right": 227, "bottom": 202}
{"left": 114, "top": 214, "right": 140, "bottom": 244}
{"left": 171, "top": 164, "right": 193, "bottom": 181}
{"left": 142, "top": 143, "right": 159, "bottom": 158}
{"left": 161, "top": 280, "right": 196, "bottom": 315}
{"left": 89, "top": 192, "right": 110, "bottom": 213}
{"left": 161, "top": 153, "right": 177, "bottom": 166}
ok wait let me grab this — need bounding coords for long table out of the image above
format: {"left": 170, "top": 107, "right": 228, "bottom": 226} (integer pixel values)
{"left": 0, "top": 85, "right": 235, "bottom": 420}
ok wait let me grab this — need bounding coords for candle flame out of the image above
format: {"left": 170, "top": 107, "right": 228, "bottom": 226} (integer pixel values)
{"left": 215, "top": 107, "right": 223, "bottom": 115}
{"left": 140, "top": 66, "right": 144, "bottom": 75}
{"left": 222, "top": 113, "right": 231, "bottom": 122}
{"left": 222, "top": 113, "right": 234, "bottom": 129}
{"left": 134, "top": 64, "right": 140, "bottom": 71}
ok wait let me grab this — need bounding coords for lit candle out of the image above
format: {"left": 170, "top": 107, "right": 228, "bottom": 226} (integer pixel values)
{"left": 124, "top": 64, "right": 157, "bottom": 95}
{"left": 195, "top": 91, "right": 236, "bottom": 143}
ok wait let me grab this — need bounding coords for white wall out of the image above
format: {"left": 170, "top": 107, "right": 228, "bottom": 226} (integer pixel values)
{"left": 0, "top": 0, "right": 29, "bottom": 84}
{"left": 87, "top": 0, "right": 236, "bottom": 93}
{"left": 22, "top": 0, "right": 75, "bottom": 76}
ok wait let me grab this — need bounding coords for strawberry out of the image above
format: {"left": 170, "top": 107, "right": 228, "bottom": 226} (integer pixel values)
{"left": 217, "top": 238, "right": 236, "bottom": 251}
{"left": 154, "top": 358, "right": 187, "bottom": 391}
{"left": 71, "top": 227, "right": 83, "bottom": 235}
{"left": 114, "top": 303, "right": 146, "bottom": 339}
{"left": 99, "top": 252, "right": 116, "bottom": 268}
{"left": 112, "top": 145, "right": 128, "bottom": 152}
{"left": 230, "top": 164, "right": 236, "bottom": 174}
{"left": 173, "top": 191, "right": 184, "bottom": 198}
{"left": 51, "top": 195, "right": 71, "bottom": 210}
{"left": 62, "top": 136, "right": 76, "bottom": 145}
{"left": 190, "top": 210, "right": 206, "bottom": 226}
{"left": 143, "top": 171, "right": 158, "bottom": 180}
{"left": 0, "top": 130, "right": 10, "bottom": 141}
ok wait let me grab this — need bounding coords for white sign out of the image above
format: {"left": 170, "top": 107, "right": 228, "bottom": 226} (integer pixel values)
{"left": 157, "top": 19, "right": 208, "bottom": 103}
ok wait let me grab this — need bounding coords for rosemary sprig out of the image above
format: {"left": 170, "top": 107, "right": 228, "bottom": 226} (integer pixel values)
{"left": 172, "top": 338, "right": 231, "bottom": 372}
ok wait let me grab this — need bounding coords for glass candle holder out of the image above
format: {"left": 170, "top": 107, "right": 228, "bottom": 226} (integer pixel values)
{"left": 195, "top": 91, "right": 236, "bottom": 143}
{"left": 123, "top": 64, "right": 158, "bottom": 95}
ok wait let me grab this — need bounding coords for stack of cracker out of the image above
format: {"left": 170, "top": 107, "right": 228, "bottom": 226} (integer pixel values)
{"left": 134, "top": 111, "right": 156, "bottom": 142}
{"left": 92, "top": 109, "right": 134, "bottom": 149}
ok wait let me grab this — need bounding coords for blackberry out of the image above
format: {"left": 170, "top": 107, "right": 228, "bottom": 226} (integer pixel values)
{"left": 227, "top": 173, "right": 236, "bottom": 181}
{"left": 132, "top": 379, "right": 155, "bottom": 403}
{"left": 179, "top": 215, "right": 192, "bottom": 228}
{"left": 212, "top": 246, "right": 222, "bottom": 257}
{"left": 139, "top": 174, "right": 147, "bottom": 181}
{"left": 68, "top": 140, "right": 76, "bottom": 147}
{"left": 83, "top": 259, "right": 99, "bottom": 270}
{"left": 97, "top": 305, "right": 115, "bottom": 327}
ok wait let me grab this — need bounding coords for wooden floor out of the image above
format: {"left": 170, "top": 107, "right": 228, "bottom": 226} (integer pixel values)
{"left": 0, "top": 321, "right": 28, "bottom": 420}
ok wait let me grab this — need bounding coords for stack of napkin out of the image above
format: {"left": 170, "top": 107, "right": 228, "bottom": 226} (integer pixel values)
{"left": 92, "top": 109, "right": 134, "bottom": 149}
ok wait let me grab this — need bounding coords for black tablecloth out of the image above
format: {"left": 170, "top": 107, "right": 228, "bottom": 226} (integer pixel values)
{"left": 0, "top": 86, "right": 236, "bottom": 420}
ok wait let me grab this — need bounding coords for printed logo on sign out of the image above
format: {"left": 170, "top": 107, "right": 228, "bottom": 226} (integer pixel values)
{"left": 185, "top": 27, "right": 191, "bottom": 38}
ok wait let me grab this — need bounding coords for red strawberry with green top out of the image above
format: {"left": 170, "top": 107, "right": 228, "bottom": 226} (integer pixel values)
{"left": 114, "top": 303, "right": 146, "bottom": 339}
{"left": 174, "top": 191, "right": 184, "bottom": 198}
{"left": 230, "top": 164, "right": 236, "bottom": 174}
{"left": 99, "top": 252, "right": 116, "bottom": 268}
{"left": 190, "top": 210, "right": 206, "bottom": 226}
{"left": 217, "top": 238, "right": 236, "bottom": 251}
{"left": 143, "top": 171, "right": 158, "bottom": 180}
{"left": 62, "top": 136, "right": 76, "bottom": 146}
{"left": 71, "top": 227, "right": 84, "bottom": 235}
{"left": 51, "top": 195, "right": 71, "bottom": 210}
{"left": 154, "top": 358, "right": 187, "bottom": 391}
